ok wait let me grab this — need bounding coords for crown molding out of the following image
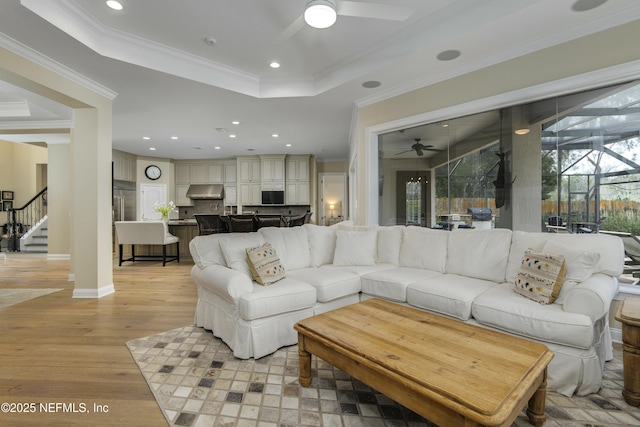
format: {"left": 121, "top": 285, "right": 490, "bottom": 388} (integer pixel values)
{"left": 0, "top": 32, "right": 117, "bottom": 101}
{"left": 0, "top": 119, "right": 73, "bottom": 130}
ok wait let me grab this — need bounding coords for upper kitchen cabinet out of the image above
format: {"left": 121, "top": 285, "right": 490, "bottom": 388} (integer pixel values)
{"left": 238, "top": 156, "right": 261, "bottom": 183}
{"left": 261, "top": 155, "right": 285, "bottom": 191}
{"left": 207, "top": 164, "right": 224, "bottom": 183}
{"left": 190, "top": 164, "right": 207, "bottom": 183}
{"left": 175, "top": 163, "right": 191, "bottom": 184}
{"left": 113, "top": 150, "right": 137, "bottom": 182}
{"left": 224, "top": 161, "right": 237, "bottom": 183}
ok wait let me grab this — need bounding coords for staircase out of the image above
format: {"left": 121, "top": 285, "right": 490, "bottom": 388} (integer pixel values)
{"left": 20, "top": 216, "right": 48, "bottom": 253}
{"left": 5, "top": 187, "right": 47, "bottom": 253}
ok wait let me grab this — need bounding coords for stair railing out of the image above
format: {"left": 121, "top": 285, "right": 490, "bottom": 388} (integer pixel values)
{"left": 5, "top": 187, "right": 47, "bottom": 252}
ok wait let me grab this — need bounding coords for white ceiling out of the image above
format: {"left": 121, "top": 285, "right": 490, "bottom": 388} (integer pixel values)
{"left": 0, "top": 0, "right": 639, "bottom": 160}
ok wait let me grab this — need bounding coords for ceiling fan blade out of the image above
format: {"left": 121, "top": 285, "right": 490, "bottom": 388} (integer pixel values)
{"left": 338, "top": 1, "right": 413, "bottom": 21}
{"left": 273, "top": 15, "right": 305, "bottom": 44}
{"left": 394, "top": 149, "right": 413, "bottom": 155}
{"left": 424, "top": 147, "right": 442, "bottom": 152}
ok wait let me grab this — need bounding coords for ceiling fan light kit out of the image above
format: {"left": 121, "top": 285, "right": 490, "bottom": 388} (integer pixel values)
{"left": 304, "top": 0, "right": 338, "bottom": 29}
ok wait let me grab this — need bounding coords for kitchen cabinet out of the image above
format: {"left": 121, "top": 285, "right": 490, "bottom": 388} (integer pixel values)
{"left": 113, "top": 150, "right": 137, "bottom": 182}
{"left": 261, "top": 155, "right": 285, "bottom": 182}
{"left": 175, "top": 164, "right": 191, "bottom": 184}
{"left": 207, "top": 164, "right": 224, "bottom": 183}
{"left": 175, "top": 184, "right": 193, "bottom": 206}
{"left": 286, "top": 181, "right": 310, "bottom": 205}
{"left": 238, "top": 157, "right": 261, "bottom": 205}
{"left": 239, "top": 182, "right": 261, "bottom": 205}
{"left": 190, "top": 164, "right": 207, "bottom": 183}
{"left": 224, "top": 185, "right": 237, "bottom": 206}
{"left": 224, "top": 162, "right": 237, "bottom": 183}
{"left": 286, "top": 155, "right": 310, "bottom": 205}
{"left": 238, "top": 157, "right": 261, "bottom": 182}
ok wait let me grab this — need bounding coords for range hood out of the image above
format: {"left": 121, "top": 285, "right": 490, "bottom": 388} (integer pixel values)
{"left": 186, "top": 184, "right": 224, "bottom": 199}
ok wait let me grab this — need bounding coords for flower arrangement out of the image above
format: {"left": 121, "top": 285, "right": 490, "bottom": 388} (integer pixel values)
{"left": 154, "top": 200, "right": 177, "bottom": 221}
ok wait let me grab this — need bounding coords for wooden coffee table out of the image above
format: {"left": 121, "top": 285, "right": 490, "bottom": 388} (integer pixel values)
{"left": 294, "top": 298, "right": 553, "bottom": 427}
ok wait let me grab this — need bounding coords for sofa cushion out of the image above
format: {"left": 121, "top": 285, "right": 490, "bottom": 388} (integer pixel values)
{"left": 399, "top": 226, "right": 448, "bottom": 272}
{"left": 287, "top": 267, "right": 360, "bottom": 303}
{"left": 219, "top": 233, "right": 266, "bottom": 278}
{"left": 190, "top": 234, "right": 227, "bottom": 269}
{"left": 506, "top": 231, "right": 623, "bottom": 283}
{"left": 361, "top": 267, "right": 442, "bottom": 302}
{"left": 446, "top": 228, "right": 512, "bottom": 282}
{"left": 333, "top": 230, "right": 377, "bottom": 266}
{"left": 238, "top": 278, "right": 317, "bottom": 321}
{"left": 322, "top": 263, "right": 396, "bottom": 277}
{"left": 259, "top": 226, "right": 311, "bottom": 270}
{"left": 407, "top": 274, "right": 499, "bottom": 321}
{"left": 246, "top": 243, "right": 286, "bottom": 285}
{"left": 514, "top": 250, "right": 566, "bottom": 304}
{"left": 303, "top": 224, "right": 337, "bottom": 267}
{"left": 541, "top": 240, "right": 600, "bottom": 304}
{"left": 376, "top": 226, "right": 404, "bottom": 265}
{"left": 472, "top": 283, "right": 595, "bottom": 350}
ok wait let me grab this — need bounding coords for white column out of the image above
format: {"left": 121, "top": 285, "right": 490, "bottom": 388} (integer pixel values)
{"left": 71, "top": 108, "right": 114, "bottom": 298}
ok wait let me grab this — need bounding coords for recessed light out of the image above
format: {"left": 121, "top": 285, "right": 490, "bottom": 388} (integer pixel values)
{"left": 437, "top": 50, "right": 461, "bottom": 61}
{"left": 149, "top": 147, "right": 156, "bottom": 151}
{"left": 229, "top": 134, "right": 237, "bottom": 138}
{"left": 285, "top": 144, "right": 292, "bottom": 147}
{"left": 270, "top": 61, "right": 280, "bottom": 69}
{"left": 362, "top": 80, "right": 381, "bottom": 89}
{"left": 515, "top": 128, "right": 531, "bottom": 135}
{"left": 272, "top": 134, "right": 279, "bottom": 138}
{"left": 106, "top": 1, "right": 123, "bottom": 11}
{"left": 193, "top": 146, "right": 202, "bottom": 150}
{"left": 203, "top": 37, "right": 217, "bottom": 46}
{"left": 232, "top": 121, "right": 240, "bottom": 125}
{"left": 214, "top": 146, "right": 221, "bottom": 150}
{"left": 571, "top": 0, "right": 607, "bottom": 12}
{"left": 171, "top": 136, "right": 178, "bottom": 140}
{"left": 142, "top": 136, "right": 150, "bottom": 140}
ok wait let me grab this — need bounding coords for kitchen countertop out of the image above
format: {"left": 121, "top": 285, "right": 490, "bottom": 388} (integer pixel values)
{"left": 167, "top": 219, "right": 197, "bottom": 226}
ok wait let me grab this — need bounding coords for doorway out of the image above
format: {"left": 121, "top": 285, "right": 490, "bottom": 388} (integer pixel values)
{"left": 318, "top": 173, "right": 347, "bottom": 226}
{"left": 396, "top": 171, "right": 430, "bottom": 226}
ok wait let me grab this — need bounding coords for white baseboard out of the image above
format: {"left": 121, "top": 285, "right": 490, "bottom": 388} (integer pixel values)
{"left": 47, "top": 253, "right": 70, "bottom": 260}
{"left": 72, "top": 284, "right": 115, "bottom": 299}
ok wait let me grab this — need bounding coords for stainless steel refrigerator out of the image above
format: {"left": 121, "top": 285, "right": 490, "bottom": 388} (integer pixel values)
{"left": 113, "top": 180, "right": 136, "bottom": 222}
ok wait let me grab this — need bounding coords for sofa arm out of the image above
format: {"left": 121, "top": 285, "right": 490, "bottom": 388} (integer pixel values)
{"left": 191, "top": 264, "right": 253, "bottom": 304}
{"left": 562, "top": 273, "right": 618, "bottom": 322}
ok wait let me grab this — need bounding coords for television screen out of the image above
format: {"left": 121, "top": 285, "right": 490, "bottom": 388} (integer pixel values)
{"left": 262, "top": 191, "right": 284, "bottom": 204}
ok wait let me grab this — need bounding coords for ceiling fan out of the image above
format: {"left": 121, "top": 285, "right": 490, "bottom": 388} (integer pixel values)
{"left": 275, "top": 0, "right": 414, "bottom": 43}
{"left": 395, "top": 138, "right": 441, "bottom": 157}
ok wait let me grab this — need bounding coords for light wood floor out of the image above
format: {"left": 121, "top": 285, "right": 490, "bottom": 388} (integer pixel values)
{"left": 0, "top": 255, "right": 197, "bottom": 426}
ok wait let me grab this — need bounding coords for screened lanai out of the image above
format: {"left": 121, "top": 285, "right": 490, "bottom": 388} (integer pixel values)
{"left": 378, "top": 80, "right": 640, "bottom": 233}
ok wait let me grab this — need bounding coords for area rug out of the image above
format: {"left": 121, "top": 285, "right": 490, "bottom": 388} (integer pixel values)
{"left": 127, "top": 325, "right": 640, "bottom": 427}
{"left": 0, "top": 288, "right": 62, "bottom": 309}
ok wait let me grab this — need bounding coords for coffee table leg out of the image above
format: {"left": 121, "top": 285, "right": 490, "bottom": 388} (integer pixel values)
{"left": 298, "top": 333, "right": 312, "bottom": 387}
{"left": 526, "top": 368, "right": 547, "bottom": 427}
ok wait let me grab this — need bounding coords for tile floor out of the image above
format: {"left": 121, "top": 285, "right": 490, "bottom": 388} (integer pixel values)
{"left": 127, "top": 326, "right": 640, "bottom": 427}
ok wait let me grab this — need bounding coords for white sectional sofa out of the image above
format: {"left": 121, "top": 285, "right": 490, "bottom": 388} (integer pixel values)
{"left": 189, "top": 223, "right": 624, "bottom": 396}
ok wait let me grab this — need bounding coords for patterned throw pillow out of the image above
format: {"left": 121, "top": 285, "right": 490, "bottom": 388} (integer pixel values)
{"left": 514, "top": 249, "right": 566, "bottom": 304}
{"left": 246, "top": 243, "right": 285, "bottom": 285}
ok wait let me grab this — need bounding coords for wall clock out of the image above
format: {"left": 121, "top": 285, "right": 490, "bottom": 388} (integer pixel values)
{"left": 145, "top": 164, "right": 162, "bottom": 180}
